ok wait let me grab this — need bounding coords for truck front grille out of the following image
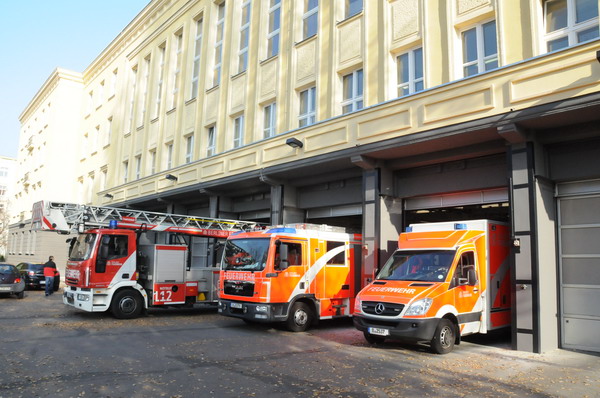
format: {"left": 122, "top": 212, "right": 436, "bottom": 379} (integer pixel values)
{"left": 362, "top": 301, "right": 405, "bottom": 317}
{"left": 223, "top": 280, "right": 254, "bottom": 297}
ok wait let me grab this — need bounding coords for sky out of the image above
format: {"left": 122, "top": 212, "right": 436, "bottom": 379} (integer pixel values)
{"left": 0, "top": 0, "right": 150, "bottom": 159}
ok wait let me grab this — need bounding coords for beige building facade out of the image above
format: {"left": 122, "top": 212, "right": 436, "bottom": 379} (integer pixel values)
{"left": 9, "top": 0, "right": 600, "bottom": 353}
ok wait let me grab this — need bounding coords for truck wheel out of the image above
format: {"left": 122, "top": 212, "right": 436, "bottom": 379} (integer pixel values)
{"left": 430, "top": 319, "right": 455, "bottom": 354}
{"left": 111, "top": 289, "right": 143, "bottom": 319}
{"left": 363, "top": 331, "right": 385, "bottom": 345}
{"left": 16, "top": 291, "right": 24, "bottom": 299}
{"left": 286, "top": 302, "right": 313, "bottom": 332}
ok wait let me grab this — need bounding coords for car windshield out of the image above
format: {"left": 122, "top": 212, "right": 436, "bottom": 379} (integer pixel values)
{"left": 222, "top": 238, "right": 270, "bottom": 272}
{"left": 69, "top": 233, "right": 97, "bottom": 261}
{"left": 377, "top": 250, "right": 456, "bottom": 282}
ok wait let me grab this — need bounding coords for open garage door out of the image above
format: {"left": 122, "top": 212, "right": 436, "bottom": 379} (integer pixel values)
{"left": 306, "top": 204, "right": 362, "bottom": 233}
{"left": 558, "top": 180, "right": 600, "bottom": 353}
{"left": 404, "top": 188, "right": 509, "bottom": 225}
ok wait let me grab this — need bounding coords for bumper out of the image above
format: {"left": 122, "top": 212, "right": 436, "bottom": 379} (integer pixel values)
{"left": 353, "top": 315, "right": 440, "bottom": 343}
{"left": 63, "top": 287, "right": 109, "bottom": 312}
{"left": 0, "top": 282, "right": 25, "bottom": 294}
{"left": 218, "top": 299, "right": 289, "bottom": 323}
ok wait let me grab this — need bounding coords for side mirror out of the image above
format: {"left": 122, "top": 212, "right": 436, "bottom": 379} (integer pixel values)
{"left": 277, "top": 243, "right": 289, "bottom": 271}
{"left": 467, "top": 268, "right": 477, "bottom": 286}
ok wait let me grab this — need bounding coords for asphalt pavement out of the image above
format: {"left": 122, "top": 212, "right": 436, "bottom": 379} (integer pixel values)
{"left": 0, "top": 287, "right": 598, "bottom": 397}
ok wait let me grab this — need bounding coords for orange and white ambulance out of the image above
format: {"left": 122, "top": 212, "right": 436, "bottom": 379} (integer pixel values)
{"left": 218, "top": 224, "right": 363, "bottom": 331}
{"left": 353, "top": 220, "right": 511, "bottom": 354}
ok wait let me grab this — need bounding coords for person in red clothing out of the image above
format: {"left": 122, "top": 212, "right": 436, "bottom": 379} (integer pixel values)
{"left": 43, "top": 256, "right": 58, "bottom": 297}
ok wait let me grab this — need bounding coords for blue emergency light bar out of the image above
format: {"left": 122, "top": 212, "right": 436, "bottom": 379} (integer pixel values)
{"left": 109, "top": 220, "right": 118, "bottom": 229}
{"left": 454, "top": 223, "right": 467, "bottom": 230}
{"left": 265, "top": 227, "right": 297, "bottom": 234}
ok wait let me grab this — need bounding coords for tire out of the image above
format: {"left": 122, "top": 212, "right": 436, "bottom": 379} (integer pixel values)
{"left": 363, "top": 331, "right": 386, "bottom": 345}
{"left": 111, "top": 289, "right": 143, "bottom": 319}
{"left": 16, "top": 291, "right": 24, "bottom": 299}
{"left": 286, "top": 302, "right": 313, "bottom": 332}
{"left": 430, "top": 319, "right": 456, "bottom": 354}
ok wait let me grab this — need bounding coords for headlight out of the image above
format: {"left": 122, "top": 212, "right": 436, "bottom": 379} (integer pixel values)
{"left": 255, "top": 305, "right": 269, "bottom": 312}
{"left": 354, "top": 298, "right": 362, "bottom": 313}
{"left": 77, "top": 294, "right": 90, "bottom": 302}
{"left": 405, "top": 298, "right": 432, "bottom": 316}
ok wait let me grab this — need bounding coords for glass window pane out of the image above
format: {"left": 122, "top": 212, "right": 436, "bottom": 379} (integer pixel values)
{"left": 575, "top": 0, "right": 599, "bottom": 23}
{"left": 342, "top": 104, "right": 352, "bottom": 114}
{"left": 464, "top": 64, "right": 478, "bottom": 77}
{"left": 399, "top": 85, "right": 409, "bottom": 97}
{"left": 343, "top": 74, "right": 353, "bottom": 100}
{"left": 414, "top": 80, "right": 424, "bottom": 93}
{"left": 269, "top": 8, "right": 280, "bottom": 31}
{"left": 414, "top": 48, "right": 423, "bottom": 79}
{"left": 577, "top": 26, "right": 600, "bottom": 42}
{"left": 307, "top": 0, "right": 318, "bottom": 10}
{"left": 483, "top": 21, "right": 497, "bottom": 57}
{"left": 240, "top": 29, "right": 249, "bottom": 49}
{"left": 242, "top": 4, "right": 250, "bottom": 24}
{"left": 270, "top": 0, "right": 280, "bottom": 7}
{"left": 268, "top": 35, "right": 280, "bottom": 57}
{"left": 462, "top": 28, "right": 477, "bottom": 63}
{"left": 356, "top": 70, "right": 363, "bottom": 96}
{"left": 398, "top": 53, "right": 409, "bottom": 84}
{"left": 310, "top": 87, "right": 316, "bottom": 111}
{"left": 346, "top": 0, "right": 363, "bottom": 17}
{"left": 547, "top": 36, "right": 569, "bottom": 51}
{"left": 356, "top": 100, "right": 363, "bottom": 110}
{"left": 300, "top": 91, "right": 308, "bottom": 114}
{"left": 484, "top": 58, "right": 498, "bottom": 71}
{"left": 305, "top": 13, "right": 318, "bottom": 37}
{"left": 546, "top": 0, "right": 568, "bottom": 33}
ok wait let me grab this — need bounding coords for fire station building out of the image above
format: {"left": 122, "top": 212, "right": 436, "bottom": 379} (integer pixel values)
{"left": 10, "top": 0, "right": 600, "bottom": 353}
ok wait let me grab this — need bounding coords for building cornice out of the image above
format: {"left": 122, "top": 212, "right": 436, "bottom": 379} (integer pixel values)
{"left": 19, "top": 68, "right": 83, "bottom": 123}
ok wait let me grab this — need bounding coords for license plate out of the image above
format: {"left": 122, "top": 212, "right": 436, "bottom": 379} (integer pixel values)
{"left": 0, "top": 286, "right": 10, "bottom": 291}
{"left": 40, "top": 280, "right": 45, "bottom": 285}
{"left": 230, "top": 302, "right": 243, "bottom": 309}
{"left": 368, "top": 327, "right": 390, "bottom": 336}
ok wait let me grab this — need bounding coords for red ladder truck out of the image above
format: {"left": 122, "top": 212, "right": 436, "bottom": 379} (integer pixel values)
{"left": 32, "top": 200, "right": 256, "bottom": 319}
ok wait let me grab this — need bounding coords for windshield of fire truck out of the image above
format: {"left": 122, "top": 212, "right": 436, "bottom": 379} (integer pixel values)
{"left": 222, "top": 238, "right": 270, "bottom": 271}
{"left": 377, "top": 250, "right": 456, "bottom": 282}
{"left": 68, "top": 233, "right": 97, "bottom": 261}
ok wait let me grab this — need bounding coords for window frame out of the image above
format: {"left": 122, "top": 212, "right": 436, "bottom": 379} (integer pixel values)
{"left": 397, "top": 46, "right": 424, "bottom": 97}
{"left": 267, "top": 0, "right": 281, "bottom": 58}
{"left": 207, "top": 126, "right": 217, "bottom": 157}
{"left": 238, "top": 0, "right": 251, "bottom": 73}
{"left": 213, "top": 2, "right": 226, "bottom": 86}
{"left": 191, "top": 18, "right": 203, "bottom": 99}
{"left": 302, "top": 0, "right": 318, "bottom": 40}
{"left": 460, "top": 19, "right": 498, "bottom": 78}
{"left": 185, "top": 135, "right": 194, "bottom": 164}
{"left": 298, "top": 86, "right": 316, "bottom": 127}
{"left": 345, "top": 0, "right": 363, "bottom": 19}
{"left": 263, "top": 102, "right": 277, "bottom": 138}
{"left": 233, "top": 115, "right": 244, "bottom": 148}
{"left": 341, "top": 69, "right": 364, "bottom": 115}
{"left": 543, "top": 0, "right": 599, "bottom": 52}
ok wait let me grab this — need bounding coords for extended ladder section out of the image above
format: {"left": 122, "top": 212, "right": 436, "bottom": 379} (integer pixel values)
{"left": 31, "top": 200, "right": 257, "bottom": 238}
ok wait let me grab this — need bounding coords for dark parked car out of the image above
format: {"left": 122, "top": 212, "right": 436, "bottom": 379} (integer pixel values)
{"left": 0, "top": 263, "right": 25, "bottom": 299}
{"left": 16, "top": 262, "right": 60, "bottom": 291}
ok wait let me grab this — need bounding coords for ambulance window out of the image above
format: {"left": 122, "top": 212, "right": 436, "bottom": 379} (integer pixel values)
{"left": 452, "top": 251, "right": 475, "bottom": 286}
{"left": 326, "top": 241, "right": 345, "bottom": 265}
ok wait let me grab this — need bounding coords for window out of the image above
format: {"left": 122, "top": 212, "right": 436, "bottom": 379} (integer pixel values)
{"left": 93, "top": 125, "right": 100, "bottom": 153}
{"left": 0, "top": 167, "right": 7, "bottom": 177}
{"left": 171, "top": 33, "right": 183, "bottom": 109}
{"left": 191, "top": 19, "right": 203, "bottom": 99}
{"left": 299, "top": 86, "right": 316, "bottom": 127}
{"left": 128, "top": 66, "right": 138, "bottom": 133}
{"left": 100, "top": 169, "right": 107, "bottom": 191}
{"left": 267, "top": 0, "right": 281, "bottom": 57}
{"left": 87, "top": 91, "right": 94, "bottom": 114}
{"left": 238, "top": 1, "right": 251, "bottom": 73}
{"left": 155, "top": 44, "right": 166, "bottom": 118}
{"left": 139, "top": 55, "right": 151, "bottom": 125}
{"left": 106, "top": 117, "right": 113, "bottom": 147}
{"left": 213, "top": 2, "right": 226, "bottom": 86}
{"left": 462, "top": 20, "right": 498, "bottom": 77}
{"left": 166, "top": 143, "right": 174, "bottom": 169}
{"left": 111, "top": 69, "right": 118, "bottom": 97}
{"left": 207, "top": 126, "right": 216, "bottom": 156}
{"left": 233, "top": 115, "right": 244, "bottom": 148}
{"left": 135, "top": 155, "right": 142, "bottom": 179}
{"left": 263, "top": 102, "right": 277, "bottom": 138}
{"left": 345, "top": 0, "right": 363, "bottom": 18}
{"left": 185, "top": 135, "right": 194, "bottom": 163}
{"left": 341, "top": 69, "right": 363, "bottom": 114}
{"left": 544, "top": 0, "right": 599, "bottom": 52}
{"left": 98, "top": 81, "right": 104, "bottom": 107}
{"left": 303, "top": 0, "right": 318, "bottom": 39}
{"left": 123, "top": 160, "right": 129, "bottom": 184}
{"left": 149, "top": 149, "right": 157, "bottom": 175}
{"left": 397, "top": 47, "right": 424, "bottom": 97}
